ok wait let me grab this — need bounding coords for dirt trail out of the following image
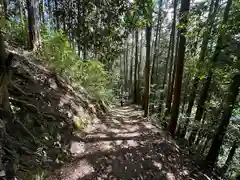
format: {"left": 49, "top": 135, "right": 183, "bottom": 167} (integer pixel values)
{"left": 46, "top": 106, "right": 216, "bottom": 180}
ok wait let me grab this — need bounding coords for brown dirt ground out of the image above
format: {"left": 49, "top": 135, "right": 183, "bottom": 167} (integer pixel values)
{"left": 46, "top": 106, "right": 219, "bottom": 180}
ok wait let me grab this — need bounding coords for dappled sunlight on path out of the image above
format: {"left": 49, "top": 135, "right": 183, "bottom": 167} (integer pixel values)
{"left": 46, "top": 106, "right": 216, "bottom": 180}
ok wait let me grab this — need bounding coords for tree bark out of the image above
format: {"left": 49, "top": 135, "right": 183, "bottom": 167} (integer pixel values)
{"left": 151, "top": 0, "right": 162, "bottom": 85}
{"left": 26, "top": 0, "right": 40, "bottom": 50}
{"left": 188, "top": 73, "right": 212, "bottom": 145}
{"left": 130, "top": 32, "right": 134, "bottom": 97}
{"left": 144, "top": 21, "right": 152, "bottom": 117}
{"left": 134, "top": 30, "right": 139, "bottom": 103}
{"left": 138, "top": 31, "right": 143, "bottom": 105}
{"left": 221, "top": 140, "right": 238, "bottom": 174}
{"left": 205, "top": 72, "right": 240, "bottom": 168}
{"left": 0, "top": 27, "right": 15, "bottom": 178}
{"left": 165, "top": 31, "right": 179, "bottom": 116}
{"left": 168, "top": 0, "right": 190, "bottom": 136}
{"left": 125, "top": 40, "right": 129, "bottom": 92}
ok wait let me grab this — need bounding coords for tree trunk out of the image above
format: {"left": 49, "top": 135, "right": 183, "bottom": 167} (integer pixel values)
{"left": 54, "top": 0, "right": 60, "bottom": 29}
{"left": 160, "top": 0, "right": 177, "bottom": 114}
{"left": 130, "top": 32, "right": 134, "bottom": 97}
{"left": 185, "top": 0, "right": 219, "bottom": 120}
{"left": 26, "top": 0, "right": 40, "bottom": 50}
{"left": 189, "top": 0, "right": 232, "bottom": 145}
{"left": 39, "top": 0, "right": 45, "bottom": 24}
{"left": 0, "top": 28, "right": 15, "bottom": 179}
{"left": 205, "top": 72, "right": 240, "bottom": 168}
{"left": 144, "top": 21, "right": 152, "bottom": 117}
{"left": 18, "top": 0, "right": 24, "bottom": 26}
{"left": 221, "top": 140, "right": 238, "bottom": 174}
{"left": 165, "top": 31, "right": 179, "bottom": 116}
{"left": 125, "top": 40, "right": 129, "bottom": 92}
{"left": 47, "top": 0, "right": 51, "bottom": 25}
{"left": 151, "top": 0, "right": 162, "bottom": 85}
{"left": 200, "top": 136, "right": 211, "bottom": 154}
{"left": 77, "top": 0, "right": 81, "bottom": 57}
{"left": 134, "top": 30, "right": 139, "bottom": 103}
{"left": 158, "top": 31, "right": 172, "bottom": 113}
{"left": 168, "top": 0, "right": 190, "bottom": 136}
{"left": 188, "top": 73, "right": 212, "bottom": 145}
{"left": 185, "top": 0, "right": 219, "bottom": 137}
{"left": 82, "top": 0, "right": 87, "bottom": 59}
{"left": 138, "top": 31, "right": 143, "bottom": 105}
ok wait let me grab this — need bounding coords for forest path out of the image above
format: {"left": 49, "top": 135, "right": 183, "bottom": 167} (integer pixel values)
{"left": 46, "top": 105, "right": 214, "bottom": 180}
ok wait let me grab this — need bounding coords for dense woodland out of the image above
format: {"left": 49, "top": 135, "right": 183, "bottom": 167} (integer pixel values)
{"left": 0, "top": 0, "right": 240, "bottom": 179}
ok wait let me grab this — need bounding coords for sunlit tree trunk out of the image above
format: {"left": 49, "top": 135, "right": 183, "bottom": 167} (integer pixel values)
{"left": 130, "top": 32, "right": 134, "bottom": 97}
{"left": 151, "top": 0, "right": 162, "bottom": 85}
{"left": 161, "top": 0, "right": 177, "bottom": 114}
{"left": 144, "top": 17, "right": 152, "bottom": 117}
{"left": 159, "top": 30, "right": 172, "bottom": 113}
{"left": 138, "top": 31, "right": 143, "bottom": 105}
{"left": 26, "top": 0, "right": 40, "bottom": 50}
{"left": 125, "top": 40, "right": 129, "bottom": 92}
{"left": 134, "top": 30, "right": 139, "bottom": 103}
{"left": 165, "top": 31, "right": 179, "bottom": 117}
{"left": 168, "top": 0, "right": 190, "bottom": 136}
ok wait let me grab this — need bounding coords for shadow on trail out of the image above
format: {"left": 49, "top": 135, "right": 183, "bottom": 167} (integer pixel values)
{"left": 73, "top": 136, "right": 208, "bottom": 180}
{"left": 48, "top": 106, "right": 219, "bottom": 180}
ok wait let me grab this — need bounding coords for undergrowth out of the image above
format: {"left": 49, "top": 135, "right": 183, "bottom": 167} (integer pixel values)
{"left": 6, "top": 20, "right": 113, "bottom": 102}
{"left": 40, "top": 30, "right": 113, "bottom": 102}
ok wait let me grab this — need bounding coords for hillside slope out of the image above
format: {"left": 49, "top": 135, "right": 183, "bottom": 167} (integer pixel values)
{"left": 5, "top": 47, "right": 105, "bottom": 179}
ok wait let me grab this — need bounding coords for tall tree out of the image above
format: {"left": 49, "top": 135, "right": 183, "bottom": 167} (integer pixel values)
{"left": 138, "top": 31, "right": 144, "bottom": 104}
{"left": 185, "top": 0, "right": 219, "bottom": 116}
{"left": 205, "top": 72, "right": 240, "bottom": 168}
{"left": 133, "top": 30, "right": 139, "bottom": 103}
{"left": 151, "top": 0, "right": 162, "bottom": 85}
{"left": 39, "top": 0, "right": 45, "bottom": 24}
{"left": 130, "top": 32, "right": 134, "bottom": 96}
{"left": 163, "top": 0, "right": 178, "bottom": 115}
{"left": 189, "top": 0, "right": 232, "bottom": 145}
{"left": 168, "top": 0, "right": 190, "bottom": 136}
{"left": 0, "top": 4, "right": 15, "bottom": 176}
{"left": 143, "top": 13, "right": 152, "bottom": 117}
{"left": 26, "top": 0, "right": 40, "bottom": 50}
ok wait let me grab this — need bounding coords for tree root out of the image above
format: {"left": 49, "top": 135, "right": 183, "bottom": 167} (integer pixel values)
{"left": 10, "top": 83, "right": 33, "bottom": 97}
{"left": 9, "top": 98, "right": 40, "bottom": 114}
{"left": 15, "top": 119, "right": 37, "bottom": 144}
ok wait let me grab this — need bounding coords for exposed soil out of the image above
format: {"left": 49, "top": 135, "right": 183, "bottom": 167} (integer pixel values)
{"left": 46, "top": 105, "right": 218, "bottom": 180}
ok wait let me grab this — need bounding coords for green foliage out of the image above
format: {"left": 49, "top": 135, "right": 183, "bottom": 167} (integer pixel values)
{"left": 41, "top": 30, "right": 112, "bottom": 101}
{"left": 7, "top": 20, "right": 28, "bottom": 45}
